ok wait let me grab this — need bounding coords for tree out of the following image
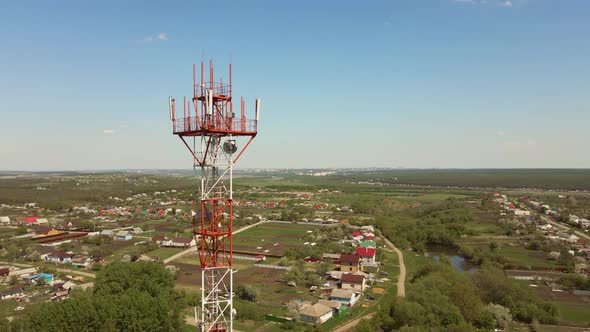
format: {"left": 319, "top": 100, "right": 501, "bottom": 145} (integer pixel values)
{"left": 27, "top": 262, "right": 184, "bottom": 331}
{"left": 236, "top": 284, "right": 258, "bottom": 302}
{"left": 489, "top": 241, "right": 499, "bottom": 251}
{"left": 485, "top": 304, "right": 512, "bottom": 329}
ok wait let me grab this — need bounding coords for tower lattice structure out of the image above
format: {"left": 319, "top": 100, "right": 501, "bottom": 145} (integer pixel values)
{"left": 169, "top": 60, "right": 259, "bottom": 332}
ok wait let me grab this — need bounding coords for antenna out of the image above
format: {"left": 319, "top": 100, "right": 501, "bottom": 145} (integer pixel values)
{"left": 255, "top": 98, "right": 261, "bottom": 121}
{"left": 207, "top": 89, "right": 213, "bottom": 115}
{"left": 169, "top": 97, "right": 175, "bottom": 121}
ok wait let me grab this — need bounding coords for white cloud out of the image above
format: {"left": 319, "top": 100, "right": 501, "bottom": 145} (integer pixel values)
{"left": 103, "top": 129, "right": 115, "bottom": 134}
{"left": 140, "top": 33, "right": 168, "bottom": 44}
{"left": 499, "top": 0, "right": 513, "bottom": 7}
{"left": 496, "top": 130, "right": 505, "bottom": 137}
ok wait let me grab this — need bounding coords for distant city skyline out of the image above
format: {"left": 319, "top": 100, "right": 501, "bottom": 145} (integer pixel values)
{"left": 1, "top": 0, "right": 589, "bottom": 171}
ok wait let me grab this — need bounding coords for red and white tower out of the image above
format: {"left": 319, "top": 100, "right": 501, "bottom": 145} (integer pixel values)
{"left": 168, "top": 60, "right": 259, "bottom": 331}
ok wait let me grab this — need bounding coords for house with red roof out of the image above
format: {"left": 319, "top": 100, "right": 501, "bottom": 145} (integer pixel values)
{"left": 339, "top": 254, "right": 361, "bottom": 272}
{"left": 355, "top": 247, "right": 376, "bottom": 265}
{"left": 341, "top": 273, "right": 366, "bottom": 291}
{"left": 25, "top": 216, "right": 38, "bottom": 224}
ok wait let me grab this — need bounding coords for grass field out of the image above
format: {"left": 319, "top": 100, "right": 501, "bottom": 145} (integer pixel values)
{"left": 233, "top": 222, "right": 323, "bottom": 256}
{"left": 146, "top": 247, "right": 183, "bottom": 260}
{"left": 555, "top": 302, "right": 590, "bottom": 325}
{"left": 496, "top": 246, "right": 559, "bottom": 269}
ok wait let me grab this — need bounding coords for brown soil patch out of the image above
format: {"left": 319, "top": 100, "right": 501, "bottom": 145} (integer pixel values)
{"left": 372, "top": 287, "right": 384, "bottom": 294}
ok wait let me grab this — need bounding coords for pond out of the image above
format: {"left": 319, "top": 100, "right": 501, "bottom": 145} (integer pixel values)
{"left": 427, "top": 245, "right": 480, "bottom": 273}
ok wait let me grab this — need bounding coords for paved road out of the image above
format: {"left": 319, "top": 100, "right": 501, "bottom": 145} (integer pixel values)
{"left": 163, "top": 220, "right": 268, "bottom": 264}
{"left": 381, "top": 236, "right": 406, "bottom": 298}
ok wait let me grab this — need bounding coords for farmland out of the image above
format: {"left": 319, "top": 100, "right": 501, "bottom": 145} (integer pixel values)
{"left": 233, "top": 222, "right": 324, "bottom": 256}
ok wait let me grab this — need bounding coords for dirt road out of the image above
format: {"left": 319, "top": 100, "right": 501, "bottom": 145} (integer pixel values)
{"left": 332, "top": 313, "right": 375, "bottom": 332}
{"left": 381, "top": 236, "right": 406, "bottom": 298}
{"left": 539, "top": 214, "right": 590, "bottom": 242}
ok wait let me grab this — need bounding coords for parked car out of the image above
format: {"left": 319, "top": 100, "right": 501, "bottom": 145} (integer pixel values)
{"left": 365, "top": 294, "right": 375, "bottom": 300}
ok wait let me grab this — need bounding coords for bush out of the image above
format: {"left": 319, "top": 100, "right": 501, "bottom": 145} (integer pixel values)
{"left": 236, "top": 284, "right": 258, "bottom": 302}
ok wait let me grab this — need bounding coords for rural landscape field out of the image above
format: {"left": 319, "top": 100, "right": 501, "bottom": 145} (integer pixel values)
{"left": 1, "top": 169, "right": 590, "bottom": 331}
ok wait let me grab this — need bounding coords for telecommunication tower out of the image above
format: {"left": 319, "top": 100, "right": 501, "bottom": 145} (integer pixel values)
{"left": 168, "top": 60, "right": 259, "bottom": 332}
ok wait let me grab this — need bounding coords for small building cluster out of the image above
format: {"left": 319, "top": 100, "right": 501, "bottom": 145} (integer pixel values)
{"left": 297, "top": 226, "right": 379, "bottom": 325}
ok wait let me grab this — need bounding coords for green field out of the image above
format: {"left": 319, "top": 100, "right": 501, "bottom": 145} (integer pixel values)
{"left": 555, "top": 302, "right": 590, "bottom": 325}
{"left": 233, "top": 222, "right": 323, "bottom": 256}
{"left": 146, "top": 247, "right": 183, "bottom": 260}
{"left": 497, "top": 247, "right": 559, "bottom": 269}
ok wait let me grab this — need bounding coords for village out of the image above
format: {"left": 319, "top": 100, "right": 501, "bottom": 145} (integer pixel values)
{"left": 0, "top": 177, "right": 393, "bottom": 328}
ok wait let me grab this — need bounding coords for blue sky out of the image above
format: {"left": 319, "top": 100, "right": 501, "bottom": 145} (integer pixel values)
{"left": 0, "top": 0, "right": 589, "bottom": 170}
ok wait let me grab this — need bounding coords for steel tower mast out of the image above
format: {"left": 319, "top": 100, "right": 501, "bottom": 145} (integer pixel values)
{"left": 168, "top": 60, "right": 259, "bottom": 332}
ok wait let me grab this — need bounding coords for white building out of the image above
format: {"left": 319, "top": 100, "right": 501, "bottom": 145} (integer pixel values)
{"left": 514, "top": 210, "right": 531, "bottom": 217}
{"left": 299, "top": 303, "right": 333, "bottom": 324}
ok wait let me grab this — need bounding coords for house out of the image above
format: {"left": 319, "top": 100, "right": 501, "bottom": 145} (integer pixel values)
{"left": 355, "top": 247, "right": 377, "bottom": 265}
{"left": 152, "top": 235, "right": 169, "bottom": 245}
{"left": 71, "top": 257, "right": 92, "bottom": 268}
{"left": 162, "top": 237, "right": 196, "bottom": 248}
{"left": 101, "top": 229, "right": 115, "bottom": 237}
{"left": 330, "top": 288, "right": 360, "bottom": 306}
{"left": 24, "top": 273, "right": 54, "bottom": 283}
{"left": 341, "top": 273, "right": 366, "bottom": 291}
{"left": 52, "top": 283, "right": 71, "bottom": 299}
{"left": 322, "top": 253, "right": 340, "bottom": 261}
{"left": 25, "top": 216, "right": 38, "bottom": 224}
{"left": 36, "top": 218, "right": 49, "bottom": 224}
{"left": 34, "top": 226, "right": 62, "bottom": 236}
{"left": 361, "top": 225, "right": 375, "bottom": 232}
{"left": 115, "top": 231, "right": 132, "bottom": 241}
{"left": 566, "top": 234, "right": 580, "bottom": 244}
{"left": 328, "top": 271, "right": 345, "bottom": 280}
{"left": 0, "top": 216, "right": 10, "bottom": 224}
{"left": 318, "top": 299, "right": 347, "bottom": 317}
{"left": 299, "top": 303, "right": 333, "bottom": 324}
{"left": 46, "top": 251, "right": 74, "bottom": 264}
{"left": 0, "top": 268, "right": 9, "bottom": 277}
{"left": 514, "top": 210, "right": 531, "bottom": 217}
{"left": 339, "top": 254, "right": 361, "bottom": 272}
{"left": 0, "top": 287, "right": 24, "bottom": 300}
{"left": 360, "top": 240, "right": 376, "bottom": 248}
